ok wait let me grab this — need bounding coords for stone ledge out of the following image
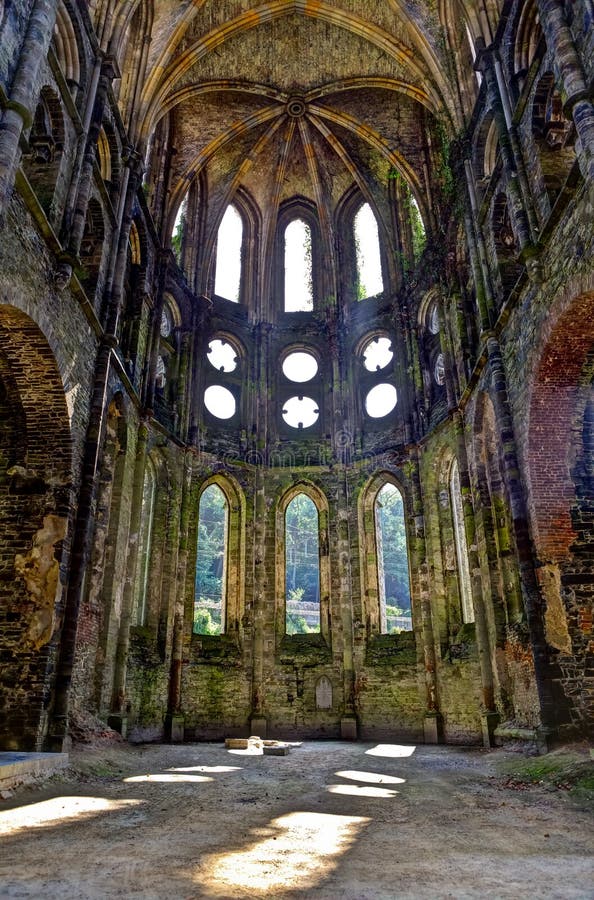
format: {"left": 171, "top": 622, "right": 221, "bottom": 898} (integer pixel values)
{"left": 0, "top": 752, "right": 69, "bottom": 791}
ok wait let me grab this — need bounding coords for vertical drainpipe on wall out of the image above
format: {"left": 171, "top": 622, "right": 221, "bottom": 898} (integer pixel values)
{"left": 0, "top": 0, "right": 60, "bottom": 220}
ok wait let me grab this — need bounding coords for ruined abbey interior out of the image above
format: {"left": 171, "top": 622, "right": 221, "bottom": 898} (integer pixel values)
{"left": 0, "top": 0, "right": 592, "bottom": 755}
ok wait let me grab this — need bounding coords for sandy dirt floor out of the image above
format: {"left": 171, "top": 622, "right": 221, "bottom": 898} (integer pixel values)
{"left": 0, "top": 740, "right": 592, "bottom": 899}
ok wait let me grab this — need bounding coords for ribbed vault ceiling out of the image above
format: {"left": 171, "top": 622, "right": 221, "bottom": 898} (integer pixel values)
{"left": 103, "top": 0, "right": 460, "bottom": 248}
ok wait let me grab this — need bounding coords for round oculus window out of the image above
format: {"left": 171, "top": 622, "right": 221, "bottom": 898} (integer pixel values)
{"left": 208, "top": 339, "right": 238, "bottom": 373}
{"left": 282, "top": 396, "right": 319, "bottom": 429}
{"left": 365, "top": 383, "right": 397, "bottom": 418}
{"left": 362, "top": 336, "right": 393, "bottom": 372}
{"left": 204, "top": 385, "right": 236, "bottom": 419}
{"left": 282, "top": 351, "right": 318, "bottom": 383}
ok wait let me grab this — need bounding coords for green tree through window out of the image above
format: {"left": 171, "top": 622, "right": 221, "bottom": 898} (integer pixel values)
{"left": 194, "top": 484, "right": 228, "bottom": 634}
{"left": 375, "top": 483, "right": 412, "bottom": 632}
{"left": 285, "top": 493, "right": 320, "bottom": 633}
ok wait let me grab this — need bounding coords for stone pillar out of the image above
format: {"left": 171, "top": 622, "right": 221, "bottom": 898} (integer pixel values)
{"left": 410, "top": 449, "right": 443, "bottom": 743}
{"left": 108, "top": 420, "right": 149, "bottom": 733}
{"left": 67, "top": 55, "right": 118, "bottom": 260}
{"left": 250, "top": 465, "right": 268, "bottom": 738}
{"left": 476, "top": 48, "right": 534, "bottom": 254}
{"left": 491, "top": 55, "right": 540, "bottom": 244}
{"left": 144, "top": 250, "right": 172, "bottom": 414}
{"left": 453, "top": 411, "right": 499, "bottom": 745}
{"left": 48, "top": 338, "right": 115, "bottom": 749}
{"left": 337, "top": 470, "right": 357, "bottom": 740}
{"left": 166, "top": 451, "right": 193, "bottom": 742}
{"left": 60, "top": 51, "right": 104, "bottom": 242}
{"left": 102, "top": 148, "right": 144, "bottom": 335}
{"left": 0, "top": 0, "right": 60, "bottom": 218}
{"left": 462, "top": 159, "right": 496, "bottom": 330}
{"left": 486, "top": 336, "right": 557, "bottom": 739}
{"left": 537, "top": 0, "right": 594, "bottom": 180}
{"left": 176, "top": 330, "right": 193, "bottom": 443}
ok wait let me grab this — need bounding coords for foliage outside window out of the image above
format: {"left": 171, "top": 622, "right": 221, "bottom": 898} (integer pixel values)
{"left": 375, "top": 483, "right": 412, "bottom": 633}
{"left": 171, "top": 196, "right": 187, "bottom": 263}
{"left": 194, "top": 484, "right": 228, "bottom": 635}
{"left": 285, "top": 493, "right": 320, "bottom": 634}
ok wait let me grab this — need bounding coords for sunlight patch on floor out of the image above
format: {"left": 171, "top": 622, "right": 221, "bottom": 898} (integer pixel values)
{"left": 327, "top": 784, "right": 400, "bottom": 798}
{"left": 365, "top": 744, "right": 416, "bottom": 758}
{"left": 124, "top": 773, "right": 213, "bottom": 783}
{"left": 197, "top": 811, "right": 370, "bottom": 895}
{"left": 334, "top": 770, "right": 405, "bottom": 785}
{"left": 167, "top": 765, "right": 241, "bottom": 774}
{"left": 0, "top": 797, "right": 143, "bottom": 835}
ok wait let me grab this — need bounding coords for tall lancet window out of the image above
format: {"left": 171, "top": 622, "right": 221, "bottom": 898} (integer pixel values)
{"left": 354, "top": 203, "right": 384, "bottom": 299}
{"left": 285, "top": 493, "right": 320, "bottom": 633}
{"left": 450, "top": 460, "right": 475, "bottom": 623}
{"left": 284, "top": 219, "right": 313, "bottom": 311}
{"left": 194, "top": 484, "right": 228, "bottom": 634}
{"left": 375, "top": 482, "right": 411, "bottom": 633}
{"left": 215, "top": 204, "right": 242, "bottom": 302}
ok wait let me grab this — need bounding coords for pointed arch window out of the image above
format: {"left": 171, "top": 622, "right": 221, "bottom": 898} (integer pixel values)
{"left": 354, "top": 203, "right": 383, "bottom": 299}
{"left": 284, "top": 219, "right": 313, "bottom": 312}
{"left": 134, "top": 457, "right": 156, "bottom": 626}
{"left": 215, "top": 204, "right": 243, "bottom": 302}
{"left": 375, "top": 483, "right": 412, "bottom": 633}
{"left": 194, "top": 484, "right": 228, "bottom": 634}
{"left": 450, "top": 460, "right": 474, "bottom": 623}
{"left": 285, "top": 493, "right": 320, "bottom": 633}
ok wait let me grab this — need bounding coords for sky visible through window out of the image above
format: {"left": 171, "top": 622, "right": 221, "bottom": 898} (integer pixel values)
{"left": 355, "top": 203, "right": 384, "bottom": 298}
{"left": 285, "top": 219, "right": 313, "bottom": 311}
{"left": 215, "top": 205, "right": 242, "bottom": 301}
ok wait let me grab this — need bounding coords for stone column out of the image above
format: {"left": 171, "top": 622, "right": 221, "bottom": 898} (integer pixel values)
{"left": 337, "top": 471, "right": 357, "bottom": 739}
{"left": 486, "top": 336, "right": 557, "bottom": 740}
{"left": 410, "top": 449, "right": 443, "bottom": 743}
{"left": 102, "top": 148, "right": 144, "bottom": 334}
{"left": 476, "top": 48, "right": 534, "bottom": 254}
{"left": 66, "top": 55, "right": 118, "bottom": 261}
{"left": 166, "top": 450, "right": 193, "bottom": 742}
{"left": 176, "top": 330, "right": 193, "bottom": 443}
{"left": 48, "top": 337, "right": 115, "bottom": 749}
{"left": 0, "top": 0, "right": 60, "bottom": 218}
{"left": 60, "top": 51, "right": 104, "bottom": 242}
{"left": 462, "top": 158, "right": 496, "bottom": 330}
{"left": 249, "top": 465, "right": 268, "bottom": 737}
{"left": 453, "top": 410, "right": 499, "bottom": 745}
{"left": 537, "top": 0, "right": 594, "bottom": 179}
{"left": 108, "top": 420, "right": 149, "bottom": 735}
{"left": 144, "top": 249, "right": 172, "bottom": 414}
